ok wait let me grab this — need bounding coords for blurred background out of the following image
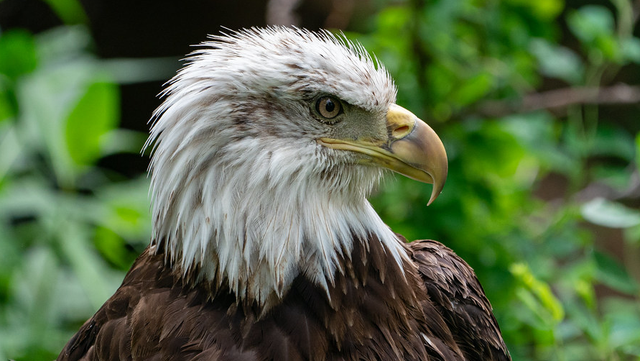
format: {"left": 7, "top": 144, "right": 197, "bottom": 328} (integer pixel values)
{"left": 0, "top": 0, "right": 639, "bottom": 360}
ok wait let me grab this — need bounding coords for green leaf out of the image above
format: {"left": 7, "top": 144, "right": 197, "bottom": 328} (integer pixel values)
{"left": 504, "top": 0, "right": 564, "bottom": 20}
{"left": 17, "top": 57, "right": 101, "bottom": 185}
{"left": 602, "top": 298, "right": 640, "bottom": 349}
{"left": 574, "top": 279, "right": 596, "bottom": 310}
{"left": 581, "top": 198, "right": 640, "bottom": 228}
{"left": 594, "top": 251, "right": 638, "bottom": 294}
{"left": 511, "top": 263, "right": 565, "bottom": 324}
{"left": 462, "top": 121, "right": 526, "bottom": 180}
{"left": 568, "top": 6, "right": 615, "bottom": 43}
{"left": 0, "top": 122, "right": 21, "bottom": 181}
{"left": 621, "top": 37, "right": 640, "bottom": 63}
{"left": 96, "top": 177, "right": 151, "bottom": 241}
{"left": 503, "top": 112, "right": 577, "bottom": 176}
{"left": 36, "top": 26, "right": 92, "bottom": 64}
{"left": 452, "top": 72, "right": 494, "bottom": 106}
{"left": 64, "top": 81, "right": 119, "bottom": 167}
{"left": 567, "top": 300, "right": 604, "bottom": 342}
{"left": 530, "top": 39, "right": 583, "bottom": 84}
{"left": 532, "top": 0, "right": 564, "bottom": 19}
{"left": 94, "top": 226, "right": 130, "bottom": 269}
{"left": 41, "top": 0, "right": 88, "bottom": 25}
{"left": 9, "top": 247, "right": 60, "bottom": 346}
{"left": 0, "top": 30, "right": 38, "bottom": 81}
{"left": 568, "top": 6, "right": 620, "bottom": 62}
{"left": 0, "top": 82, "right": 14, "bottom": 122}
{"left": 590, "top": 125, "right": 636, "bottom": 160}
{"left": 376, "top": 6, "right": 411, "bottom": 33}
{"left": 57, "top": 221, "right": 121, "bottom": 308}
{"left": 625, "top": 224, "right": 640, "bottom": 246}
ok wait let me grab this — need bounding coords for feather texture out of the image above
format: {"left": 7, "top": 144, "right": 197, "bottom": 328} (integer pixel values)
{"left": 58, "top": 239, "right": 510, "bottom": 361}
{"left": 144, "top": 27, "right": 405, "bottom": 306}
{"left": 58, "top": 27, "right": 511, "bottom": 361}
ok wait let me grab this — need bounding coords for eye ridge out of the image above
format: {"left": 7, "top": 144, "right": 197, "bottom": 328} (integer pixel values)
{"left": 315, "top": 96, "right": 343, "bottom": 120}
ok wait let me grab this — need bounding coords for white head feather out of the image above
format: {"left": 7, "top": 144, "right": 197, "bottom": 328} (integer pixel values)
{"left": 145, "top": 27, "right": 407, "bottom": 306}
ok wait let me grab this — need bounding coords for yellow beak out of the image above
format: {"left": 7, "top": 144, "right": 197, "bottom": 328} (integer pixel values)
{"left": 318, "top": 104, "right": 448, "bottom": 205}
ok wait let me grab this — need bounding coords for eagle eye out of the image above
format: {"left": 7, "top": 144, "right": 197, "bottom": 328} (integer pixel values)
{"left": 315, "top": 96, "right": 343, "bottom": 120}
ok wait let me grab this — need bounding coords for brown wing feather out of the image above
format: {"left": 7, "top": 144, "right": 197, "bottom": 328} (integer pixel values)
{"left": 406, "top": 238, "right": 511, "bottom": 361}
{"left": 55, "top": 240, "right": 435, "bottom": 361}
{"left": 58, "top": 238, "right": 510, "bottom": 361}
{"left": 57, "top": 247, "right": 252, "bottom": 361}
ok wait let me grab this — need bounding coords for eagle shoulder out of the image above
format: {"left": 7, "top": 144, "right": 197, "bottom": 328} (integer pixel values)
{"left": 57, "top": 247, "right": 232, "bottom": 361}
{"left": 405, "top": 238, "right": 511, "bottom": 361}
{"left": 58, "top": 238, "right": 511, "bottom": 361}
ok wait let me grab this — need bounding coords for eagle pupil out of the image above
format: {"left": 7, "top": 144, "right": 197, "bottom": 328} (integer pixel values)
{"left": 316, "top": 96, "right": 341, "bottom": 120}
{"left": 325, "top": 100, "right": 335, "bottom": 112}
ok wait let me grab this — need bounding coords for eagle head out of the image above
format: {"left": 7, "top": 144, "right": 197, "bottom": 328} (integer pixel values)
{"left": 145, "top": 27, "right": 447, "bottom": 307}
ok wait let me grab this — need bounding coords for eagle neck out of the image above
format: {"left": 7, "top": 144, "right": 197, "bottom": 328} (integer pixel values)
{"left": 149, "top": 137, "right": 408, "bottom": 308}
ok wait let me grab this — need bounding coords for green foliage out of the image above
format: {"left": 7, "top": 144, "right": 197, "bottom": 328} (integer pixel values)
{"left": 65, "top": 81, "right": 119, "bottom": 167}
{"left": 581, "top": 198, "right": 640, "bottom": 229}
{"left": 1, "top": 1, "right": 639, "bottom": 360}
{"left": 530, "top": 39, "right": 584, "bottom": 84}
{"left": 358, "top": 0, "right": 640, "bottom": 360}
{"left": 41, "top": 0, "right": 89, "bottom": 25}
{"left": 0, "top": 30, "right": 37, "bottom": 82}
{"left": 0, "top": 27, "right": 149, "bottom": 360}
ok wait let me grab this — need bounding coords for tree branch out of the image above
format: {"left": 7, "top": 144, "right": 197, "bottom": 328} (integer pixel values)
{"left": 474, "top": 84, "right": 640, "bottom": 118}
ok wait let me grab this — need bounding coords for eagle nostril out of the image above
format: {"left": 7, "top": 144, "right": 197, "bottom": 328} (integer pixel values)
{"left": 393, "top": 125, "right": 411, "bottom": 138}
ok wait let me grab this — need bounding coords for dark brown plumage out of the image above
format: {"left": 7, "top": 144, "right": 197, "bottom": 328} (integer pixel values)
{"left": 57, "top": 28, "right": 511, "bottom": 361}
{"left": 59, "top": 238, "right": 509, "bottom": 361}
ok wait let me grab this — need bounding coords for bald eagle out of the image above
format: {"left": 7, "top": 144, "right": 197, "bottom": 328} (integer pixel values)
{"left": 58, "top": 27, "right": 510, "bottom": 361}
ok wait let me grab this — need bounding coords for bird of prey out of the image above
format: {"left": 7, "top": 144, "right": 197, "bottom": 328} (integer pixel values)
{"left": 57, "top": 27, "right": 510, "bottom": 361}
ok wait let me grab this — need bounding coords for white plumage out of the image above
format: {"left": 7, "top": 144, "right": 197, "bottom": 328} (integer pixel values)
{"left": 145, "top": 28, "right": 407, "bottom": 307}
{"left": 58, "top": 27, "right": 512, "bottom": 361}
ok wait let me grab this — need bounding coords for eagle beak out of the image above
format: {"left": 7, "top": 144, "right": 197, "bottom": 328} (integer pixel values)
{"left": 318, "top": 104, "right": 448, "bottom": 205}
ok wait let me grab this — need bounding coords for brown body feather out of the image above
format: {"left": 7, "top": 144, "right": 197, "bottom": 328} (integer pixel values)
{"left": 58, "top": 28, "right": 511, "bottom": 361}
{"left": 58, "top": 236, "right": 510, "bottom": 361}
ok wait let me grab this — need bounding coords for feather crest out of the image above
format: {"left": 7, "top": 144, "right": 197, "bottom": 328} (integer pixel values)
{"left": 144, "top": 27, "right": 406, "bottom": 306}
